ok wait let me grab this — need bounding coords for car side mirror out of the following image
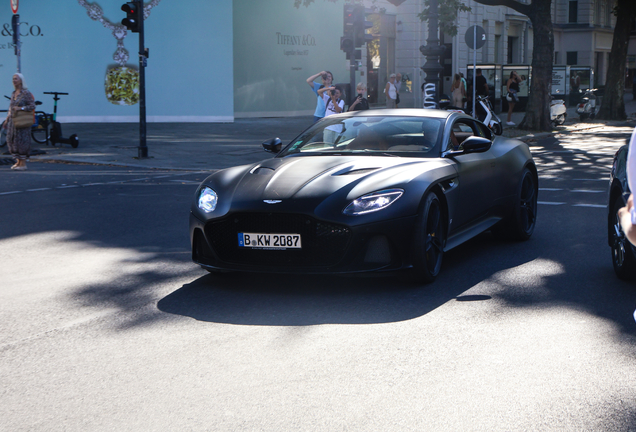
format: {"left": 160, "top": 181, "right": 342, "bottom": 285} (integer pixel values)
{"left": 461, "top": 136, "right": 492, "bottom": 154}
{"left": 262, "top": 137, "right": 282, "bottom": 154}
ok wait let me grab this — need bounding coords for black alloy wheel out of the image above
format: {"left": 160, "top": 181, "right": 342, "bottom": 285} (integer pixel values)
{"left": 495, "top": 168, "right": 537, "bottom": 241}
{"left": 610, "top": 196, "right": 636, "bottom": 280}
{"left": 412, "top": 192, "right": 445, "bottom": 283}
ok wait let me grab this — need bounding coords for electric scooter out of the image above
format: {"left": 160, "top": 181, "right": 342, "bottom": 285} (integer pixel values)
{"left": 550, "top": 97, "right": 567, "bottom": 126}
{"left": 576, "top": 88, "right": 597, "bottom": 122}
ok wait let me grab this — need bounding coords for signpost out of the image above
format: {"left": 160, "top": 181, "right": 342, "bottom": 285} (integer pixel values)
{"left": 465, "top": 25, "right": 485, "bottom": 117}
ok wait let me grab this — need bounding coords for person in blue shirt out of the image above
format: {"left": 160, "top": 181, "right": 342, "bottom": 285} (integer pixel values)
{"left": 306, "top": 70, "right": 333, "bottom": 123}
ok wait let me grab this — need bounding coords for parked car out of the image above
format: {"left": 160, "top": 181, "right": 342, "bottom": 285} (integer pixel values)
{"left": 608, "top": 142, "right": 636, "bottom": 280}
{"left": 190, "top": 109, "right": 538, "bottom": 283}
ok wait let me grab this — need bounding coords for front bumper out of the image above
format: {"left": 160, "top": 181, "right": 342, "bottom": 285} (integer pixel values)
{"left": 190, "top": 211, "right": 418, "bottom": 274}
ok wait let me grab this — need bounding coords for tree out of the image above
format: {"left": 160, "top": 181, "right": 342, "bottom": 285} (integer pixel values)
{"left": 597, "top": 0, "right": 636, "bottom": 121}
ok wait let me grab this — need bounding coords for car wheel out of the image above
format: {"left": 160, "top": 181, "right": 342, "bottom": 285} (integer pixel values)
{"left": 495, "top": 168, "right": 537, "bottom": 241}
{"left": 610, "top": 196, "right": 636, "bottom": 280}
{"left": 412, "top": 192, "right": 445, "bottom": 283}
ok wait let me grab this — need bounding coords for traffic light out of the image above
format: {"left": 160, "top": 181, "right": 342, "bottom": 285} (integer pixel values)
{"left": 345, "top": 49, "right": 362, "bottom": 61}
{"left": 11, "top": 14, "right": 19, "bottom": 46}
{"left": 352, "top": 5, "right": 374, "bottom": 48}
{"left": 343, "top": 5, "right": 355, "bottom": 35}
{"left": 121, "top": 1, "right": 140, "bottom": 33}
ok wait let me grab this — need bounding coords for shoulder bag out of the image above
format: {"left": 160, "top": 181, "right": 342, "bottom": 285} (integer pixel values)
{"left": 13, "top": 109, "right": 35, "bottom": 129}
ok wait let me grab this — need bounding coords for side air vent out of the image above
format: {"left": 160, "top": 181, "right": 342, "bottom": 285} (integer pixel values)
{"left": 334, "top": 168, "right": 379, "bottom": 176}
{"left": 251, "top": 167, "right": 275, "bottom": 175}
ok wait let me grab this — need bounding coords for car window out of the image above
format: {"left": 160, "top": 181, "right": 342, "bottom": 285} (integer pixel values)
{"left": 281, "top": 116, "right": 445, "bottom": 157}
{"left": 446, "top": 120, "right": 476, "bottom": 151}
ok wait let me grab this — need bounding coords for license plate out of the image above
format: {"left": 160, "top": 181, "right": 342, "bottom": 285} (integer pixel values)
{"left": 238, "top": 233, "right": 302, "bottom": 249}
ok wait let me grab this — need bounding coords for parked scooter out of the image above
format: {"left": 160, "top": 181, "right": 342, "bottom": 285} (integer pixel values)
{"left": 576, "top": 88, "right": 597, "bottom": 122}
{"left": 440, "top": 94, "right": 503, "bottom": 136}
{"left": 550, "top": 97, "right": 567, "bottom": 126}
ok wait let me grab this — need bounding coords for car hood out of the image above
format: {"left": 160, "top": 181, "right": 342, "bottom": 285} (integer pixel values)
{"left": 197, "top": 155, "right": 454, "bottom": 219}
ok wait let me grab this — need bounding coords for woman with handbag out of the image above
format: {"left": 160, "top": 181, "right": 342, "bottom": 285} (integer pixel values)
{"left": 506, "top": 71, "right": 520, "bottom": 126}
{"left": 3, "top": 73, "right": 35, "bottom": 170}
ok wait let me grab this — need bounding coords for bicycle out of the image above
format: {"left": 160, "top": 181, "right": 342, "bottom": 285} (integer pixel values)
{"left": 1, "top": 91, "right": 79, "bottom": 148}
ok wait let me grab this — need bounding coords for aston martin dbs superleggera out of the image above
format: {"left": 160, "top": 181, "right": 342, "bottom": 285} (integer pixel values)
{"left": 190, "top": 109, "right": 538, "bottom": 282}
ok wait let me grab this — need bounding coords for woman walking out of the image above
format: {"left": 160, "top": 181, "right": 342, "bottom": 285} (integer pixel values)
{"left": 506, "top": 71, "right": 520, "bottom": 126}
{"left": 4, "top": 73, "right": 35, "bottom": 170}
{"left": 385, "top": 74, "right": 398, "bottom": 109}
{"left": 451, "top": 73, "right": 466, "bottom": 108}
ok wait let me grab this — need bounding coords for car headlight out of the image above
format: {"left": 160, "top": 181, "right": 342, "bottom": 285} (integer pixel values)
{"left": 198, "top": 187, "right": 218, "bottom": 213}
{"left": 343, "top": 188, "right": 404, "bottom": 215}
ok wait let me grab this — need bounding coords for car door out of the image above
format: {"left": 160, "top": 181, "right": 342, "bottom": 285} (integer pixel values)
{"left": 446, "top": 118, "right": 498, "bottom": 230}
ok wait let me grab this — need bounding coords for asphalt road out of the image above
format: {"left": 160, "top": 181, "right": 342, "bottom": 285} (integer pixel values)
{"left": 1, "top": 130, "right": 636, "bottom": 431}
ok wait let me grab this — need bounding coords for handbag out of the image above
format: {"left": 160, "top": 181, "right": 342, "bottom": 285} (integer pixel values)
{"left": 13, "top": 109, "right": 35, "bottom": 129}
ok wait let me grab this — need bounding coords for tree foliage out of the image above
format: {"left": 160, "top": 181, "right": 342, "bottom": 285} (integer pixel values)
{"left": 418, "top": 0, "right": 471, "bottom": 37}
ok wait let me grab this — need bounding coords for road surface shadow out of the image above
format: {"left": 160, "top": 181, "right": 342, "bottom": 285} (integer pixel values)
{"left": 157, "top": 232, "right": 538, "bottom": 326}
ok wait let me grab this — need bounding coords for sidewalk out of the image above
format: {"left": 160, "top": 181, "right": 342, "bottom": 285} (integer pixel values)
{"left": 13, "top": 94, "right": 636, "bottom": 171}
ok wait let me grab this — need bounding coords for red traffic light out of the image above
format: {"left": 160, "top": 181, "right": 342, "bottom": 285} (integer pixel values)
{"left": 121, "top": 2, "right": 136, "bottom": 13}
{"left": 121, "top": 1, "right": 140, "bottom": 32}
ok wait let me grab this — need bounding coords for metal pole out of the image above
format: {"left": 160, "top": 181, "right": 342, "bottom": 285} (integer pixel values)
{"left": 472, "top": 26, "right": 476, "bottom": 117}
{"left": 138, "top": 1, "right": 148, "bottom": 158}
{"left": 419, "top": 0, "right": 445, "bottom": 108}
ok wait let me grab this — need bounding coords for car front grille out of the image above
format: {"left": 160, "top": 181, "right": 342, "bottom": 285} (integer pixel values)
{"left": 204, "top": 213, "right": 351, "bottom": 267}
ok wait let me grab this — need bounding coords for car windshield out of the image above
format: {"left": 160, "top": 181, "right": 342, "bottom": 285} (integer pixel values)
{"left": 279, "top": 116, "right": 444, "bottom": 157}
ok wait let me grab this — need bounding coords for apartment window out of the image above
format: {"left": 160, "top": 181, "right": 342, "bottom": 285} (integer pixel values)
{"left": 507, "top": 36, "right": 517, "bottom": 63}
{"left": 566, "top": 51, "right": 578, "bottom": 65}
{"left": 569, "top": 1, "right": 578, "bottom": 23}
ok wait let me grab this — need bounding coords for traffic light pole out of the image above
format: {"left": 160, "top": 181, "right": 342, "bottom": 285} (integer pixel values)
{"left": 137, "top": 2, "right": 147, "bottom": 159}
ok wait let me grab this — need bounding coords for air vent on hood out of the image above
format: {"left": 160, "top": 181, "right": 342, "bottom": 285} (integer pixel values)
{"left": 334, "top": 168, "right": 380, "bottom": 176}
{"left": 250, "top": 166, "right": 275, "bottom": 175}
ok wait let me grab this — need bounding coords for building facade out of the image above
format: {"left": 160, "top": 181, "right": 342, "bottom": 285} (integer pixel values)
{"left": 0, "top": 0, "right": 632, "bottom": 122}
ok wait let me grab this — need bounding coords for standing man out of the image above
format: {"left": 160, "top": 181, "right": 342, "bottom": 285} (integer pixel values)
{"left": 306, "top": 70, "right": 333, "bottom": 123}
{"left": 469, "top": 68, "right": 489, "bottom": 119}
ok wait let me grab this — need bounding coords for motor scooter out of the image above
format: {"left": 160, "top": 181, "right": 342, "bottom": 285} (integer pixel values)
{"left": 441, "top": 95, "right": 503, "bottom": 136}
{"left": 550, "top": 98, "right": 567, "bottom": 126}
{"left": 576, "top": 88, "right": 597, "bottom": 122}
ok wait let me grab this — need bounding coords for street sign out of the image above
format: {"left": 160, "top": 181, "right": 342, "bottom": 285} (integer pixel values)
{"left": 465, "top": 25, "right": 486, "bottom": 49}
{"left": 10, "top": 0, "right": 18, "bottom": 14}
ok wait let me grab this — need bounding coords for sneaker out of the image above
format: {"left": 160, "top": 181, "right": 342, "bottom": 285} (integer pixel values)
{"left": 13, "top": 165, "right": 27, "bottom": 171}
{"left": 506, "top": 121, "right": 515, "bottom": 126}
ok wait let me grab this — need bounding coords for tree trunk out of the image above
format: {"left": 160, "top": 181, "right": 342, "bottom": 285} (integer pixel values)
{"left": 597, "top": 0, "right": 636, "bottom": 121}
{"left": 474, "top": 0, "right": 554, "bottom": 131}
{"left": 518, "top": 3, "right": 554, "bottom": 131}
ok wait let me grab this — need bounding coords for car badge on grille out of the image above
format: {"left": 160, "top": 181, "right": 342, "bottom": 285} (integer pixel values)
{"left": 263, "top": 200, "right": 282, "bottom": 204}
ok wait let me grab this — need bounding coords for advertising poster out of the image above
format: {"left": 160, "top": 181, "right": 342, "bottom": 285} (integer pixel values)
{"left": 0, "top": 0, "right": 233, "bottom": 122}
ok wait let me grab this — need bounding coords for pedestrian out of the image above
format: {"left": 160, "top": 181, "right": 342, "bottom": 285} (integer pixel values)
{"left": 348, "top": 82, "right": 369, "bottom": 112}
{"left": 318, "top": 86, "right": 344, "bottom": 144}
{"left": 385, "top": 73, "right": 398, "bottom": 109}
{"left": 469, "top": 68, "right": 489, "bottom": 118}
{"left": 3, "top": 73, "right": 35, "bottom": 171}
{"left": 618, "top": 128, "right": 636, "bottom": 245}
{"left": 395, "top": 73, "right": 402, "bottom": 107}
{"left": 506, "top": 71, "right": 521, "bottom": 126}
{"left": 306, "top": 70, "right": 333, "bottom": 123}
{"left": 451, "top": 73, "right": 466, "bottom": 108}
{"left": 460, "top": 72, "right": 467, "bottom": 93}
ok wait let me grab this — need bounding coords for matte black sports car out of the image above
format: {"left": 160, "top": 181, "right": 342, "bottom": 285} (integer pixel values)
{"left": 190, "top": 109, "right": 538, "bottom": 282}
{"left": 608, "top": 142, "right": 636, "bottom": 280}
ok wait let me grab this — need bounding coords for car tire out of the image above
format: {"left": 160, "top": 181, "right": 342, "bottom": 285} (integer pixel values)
{"left": 412, "top": 192, "right": 445, "bottom": 283}
{"left": 494, "top": 168, "right": 537, "bottom": 241}
{"left": 610, "top": 196, "right": 636, "bottom": 280}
